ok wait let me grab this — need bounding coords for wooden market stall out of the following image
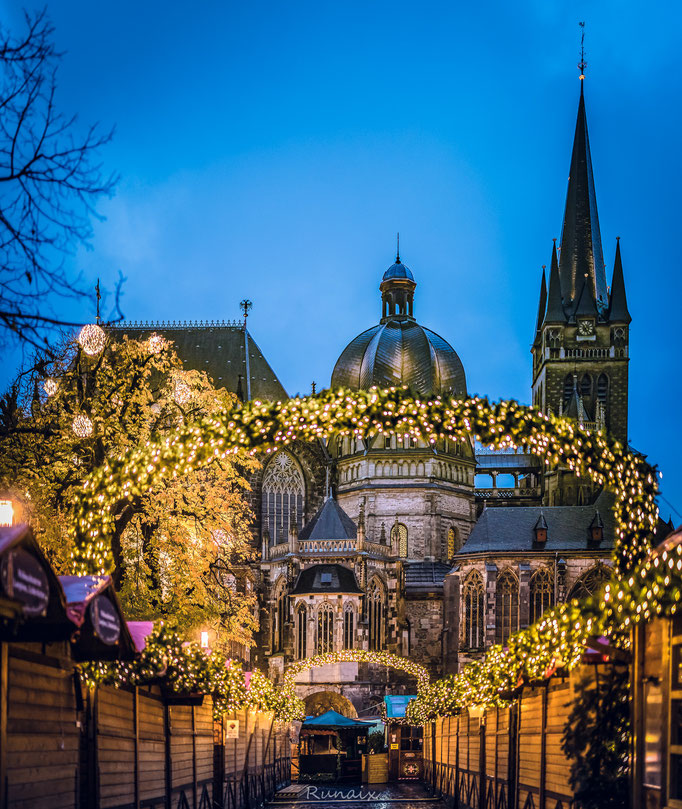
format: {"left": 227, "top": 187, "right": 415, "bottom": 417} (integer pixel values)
{"left": 384, "top": 695, "right": 423, "bottom": 780}
{"left": 631, "top": 526, "right": 682, "bottom": 809}
{"left": 299, "top": 710, "right": 371, "bottom": 782}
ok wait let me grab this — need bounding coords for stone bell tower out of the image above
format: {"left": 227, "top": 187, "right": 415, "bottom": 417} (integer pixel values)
{"left": 531, "top": 78, "right": 631, "bottom": 505}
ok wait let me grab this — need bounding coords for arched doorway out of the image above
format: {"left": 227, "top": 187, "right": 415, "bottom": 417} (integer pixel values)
{"left": 303, "top": 691, "right": 358, "bottom": 718}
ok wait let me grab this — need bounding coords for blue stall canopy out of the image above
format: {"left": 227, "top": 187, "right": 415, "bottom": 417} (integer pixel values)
{"left": 303, "top": 710, "right": 373, "bottom": 729}
{"left": 384, "top": 695, "right": 417, "bottom": 719}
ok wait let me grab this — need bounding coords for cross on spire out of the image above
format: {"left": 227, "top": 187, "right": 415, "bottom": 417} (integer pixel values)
{"left": 578, "top": 21, "right": 587, "bottom": 79}
{"left": 396, "top": 232, "right": 400, "bottom": 262}
{"left": 239, "top": 299, "right": 252, "bottom": 328}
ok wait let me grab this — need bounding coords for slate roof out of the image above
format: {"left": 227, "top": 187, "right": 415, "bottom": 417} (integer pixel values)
{"left": 458, "top": 493, "right": 615, "bottom": 555}
{"left": 291, "top": 564, "right": 363, "bottom": 595}
{"left": 404, "top": 561, "right": 452, "bottom": 592}
{"left": 382, "top": 259, "right": 415, "bottom": 282}
{"left": 109, "top": 321, "right": 288, "bottom": 402}
{"left": 298, "top": 498, "right": 357, "bottom": 542}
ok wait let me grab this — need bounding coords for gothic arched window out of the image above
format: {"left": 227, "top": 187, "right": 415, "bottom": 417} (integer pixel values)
{"left": 392, "top": 522, "right": 408, "bottom": 558}
{"left": 273, "top": 584, "right": 287, "bottom": 653}
{"left": 495, "top": 569, "right": 519, "bottom": 646}
{"left": 367, "top": 579, "right": 385, "bottom": 651}
{"left": 580, "top": 373, "right": 592, "bottom": 398}
{"left": 296, "top": 603, "right": 307, "bottom": 660}
{"left": 261, "top": 452, "right": 304, "bottom": 545}
{"left": 529, "top": 567, "right": 554, "bottom": 624}
{"left": 462, "top": 571, "right": 484, "bottom": 649}
{"left": 568, "top": 564, "right": 611, "bottom": 600}
{"left": 563, "top": 374, "right": 574, "bottom": 404}
{"left": 447, "top": 527, "right": 458, "bottom": 561}
{"left": 597, "top": 373, "right": 608, "bottom": 404}
{"left": 317, "top": 602, "right": 334, "bottom": 654}
{"left": 343, "top": 603, "right": 355, "bottom": 649}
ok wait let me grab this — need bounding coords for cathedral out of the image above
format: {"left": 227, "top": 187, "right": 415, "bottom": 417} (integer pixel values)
{"left": 115, "top": 77, "right": 660, "bottom": 717}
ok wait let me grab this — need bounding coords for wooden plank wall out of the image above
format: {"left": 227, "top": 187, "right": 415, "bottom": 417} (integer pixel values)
{"left": 425, "top": 676, "right": 581, "bottom": 809}
{"left": 0, "top": 642, "right": 292, "bottom": 809}
{"left": 4, "top": 644, "right": 80, "bottom": 809}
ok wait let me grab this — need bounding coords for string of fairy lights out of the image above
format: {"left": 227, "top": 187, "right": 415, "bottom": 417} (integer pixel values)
{"left": 282, "top": 650, "right": 430, "bottom": 693}
{"left": 67, "top": 322, "right": 671, "bottom": 722}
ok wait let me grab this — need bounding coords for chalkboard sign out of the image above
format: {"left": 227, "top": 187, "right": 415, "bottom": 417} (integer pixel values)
{"left": 90, "top": 593, "right": 121, "bottom": 645}
{"left": 0, "top": 547, "right": 50, "bottom": 616}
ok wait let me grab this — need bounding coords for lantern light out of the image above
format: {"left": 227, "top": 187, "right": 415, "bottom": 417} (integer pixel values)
{"left": 0, "top": 500, "right": 13, "bottom": 527}
{"left": 78, "top": 324, "right": 106, "bottom": 356}
{"left": 72, "top": 414, "right": 94, "bottom": 438}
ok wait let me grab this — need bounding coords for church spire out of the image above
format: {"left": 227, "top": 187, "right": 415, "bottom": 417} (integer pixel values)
{"left": 609, "top": 237, "right": 631, "bottom": 323}
{"left": 558, "top": 82, "right": 608, "bottom": 314}
{"left": 543, "top": 240, "right": 565, "bottom": 323}
{"left": 534, "top": 266, "right": 547, "bottom": 337}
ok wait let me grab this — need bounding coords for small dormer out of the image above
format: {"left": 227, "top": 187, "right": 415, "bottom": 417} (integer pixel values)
{"left": 588, "top": 511, "right": 604, "bottom": 546}
{"left": 533, "top": 513, "right": 548, "bottom": 548}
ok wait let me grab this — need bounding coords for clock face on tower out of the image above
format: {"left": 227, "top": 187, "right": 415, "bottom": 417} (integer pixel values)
{"left": 577, "top": 319, "right": 595, "bottom": 337}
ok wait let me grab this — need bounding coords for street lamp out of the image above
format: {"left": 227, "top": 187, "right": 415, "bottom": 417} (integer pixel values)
{"left": 0, "top": 500, "right": 13, "bottom": 527}
{"left": 200, "top": 630, "right": 209, "bottom": 649}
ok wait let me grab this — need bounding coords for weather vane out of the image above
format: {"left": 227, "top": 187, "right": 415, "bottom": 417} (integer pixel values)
{"left": 239, "top": 299, "right": 252, "bottom": 327}
{"left": 578, "top": 21, "right": 587, "bottom": 79}
{"left": 95, "top": 278, "right": 101, "bottom": 324}
{"left": 396, "top": 232, "right": 400, "bottom": 262}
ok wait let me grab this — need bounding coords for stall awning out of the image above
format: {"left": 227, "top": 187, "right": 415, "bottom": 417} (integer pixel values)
{"left": 302, "top": 710, "right": 373, "bottom": 729}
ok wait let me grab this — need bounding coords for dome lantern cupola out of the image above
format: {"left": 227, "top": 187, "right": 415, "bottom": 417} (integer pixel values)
{"left": 380, "top": 237, "right": 416, "bottom": 323}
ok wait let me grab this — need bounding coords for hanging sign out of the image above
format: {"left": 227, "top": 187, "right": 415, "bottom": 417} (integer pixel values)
{"left": 90, "top": 593, "right": 121, "bottom": 645}
{"left": 0, "top": 548, "right": 50, "bottom": 617}
{"left": 224, "top": 719, "right": 240, "bottom": 739}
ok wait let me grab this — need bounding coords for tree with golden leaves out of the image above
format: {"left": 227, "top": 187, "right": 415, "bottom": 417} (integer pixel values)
{"left": 0, "top": 327, "right": 258, "bottom": 650}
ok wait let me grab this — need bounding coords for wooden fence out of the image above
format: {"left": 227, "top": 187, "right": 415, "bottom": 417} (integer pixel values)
{"left": 423, "top": 678, "right": 577, "bottom": 809}
{"left": 0, "top": 641, "right": 291, "bottom": 809}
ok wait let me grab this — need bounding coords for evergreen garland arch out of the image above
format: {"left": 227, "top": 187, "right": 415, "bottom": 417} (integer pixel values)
{"left": 70, "top": 387, "right": 666, "bottom": 719}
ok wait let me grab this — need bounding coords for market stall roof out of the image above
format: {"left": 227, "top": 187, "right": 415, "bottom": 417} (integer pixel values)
{"left": 384, "top": 695, "right": 416, "bottom": 719}
{"left": 302, "top": 710, "right": 372, "bottom": 729}
{"left": 59, "top": 574, "right": 136, "bottom": 661}
{"left": 0, "top": 523, "right": 72, "bottom": 642}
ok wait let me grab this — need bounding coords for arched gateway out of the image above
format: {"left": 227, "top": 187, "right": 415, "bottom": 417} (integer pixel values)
{"left": 283, "top": 649, "right": 430, "bottom": 693}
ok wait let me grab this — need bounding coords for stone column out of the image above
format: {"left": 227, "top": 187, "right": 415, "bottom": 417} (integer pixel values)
{"left": 519, "top": 563, "right": 531, "bottom": 629}
{"left": 485, "top": 563, "right": 498, "bottom": 648}
{"left": 443, "top": 571, "right": 460, "bottom": 675}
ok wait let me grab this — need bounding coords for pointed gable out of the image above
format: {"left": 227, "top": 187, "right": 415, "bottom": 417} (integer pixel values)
{"left": 543, "top": 241, "right": 565, "bottom": 323}
{"left": 298, "top": 498, "right": 357, "bottom": 542}
{"left": 534, "top": 267, "right": 548, "bottom": 338}
{"left": 609, "top": 238, "right": 631, "bottom": 323}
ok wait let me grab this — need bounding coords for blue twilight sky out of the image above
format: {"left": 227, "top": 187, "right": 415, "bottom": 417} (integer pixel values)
{"left": 2, "top": 0, "right": 681, "bottom": 517}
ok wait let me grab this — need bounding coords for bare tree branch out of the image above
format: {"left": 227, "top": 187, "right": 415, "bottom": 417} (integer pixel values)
{"left": 0, "top": 8, "right": 119, "bottom": 349}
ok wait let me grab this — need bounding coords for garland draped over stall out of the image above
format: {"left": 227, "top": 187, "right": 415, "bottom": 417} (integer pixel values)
{"left": 83, "top": 622, "right": 306, "bottom": 722}
{"left": 71, "top": 386, "right": 664, "bottom": 721}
